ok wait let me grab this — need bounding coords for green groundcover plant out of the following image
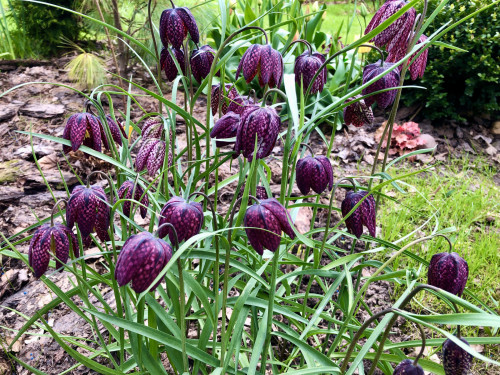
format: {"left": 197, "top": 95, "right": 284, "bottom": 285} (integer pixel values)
{"left": 1, "top": 0, "right": 499, "bottom": 374}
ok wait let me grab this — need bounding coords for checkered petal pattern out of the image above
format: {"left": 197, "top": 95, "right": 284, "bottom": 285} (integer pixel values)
{"left": 294, "top": 51, "right": 327, "bottom": 94}
{"left": 159, "top": 7, "right": 198, "bottom": 49}
{"left": 211, "top": 84, "right": 239, "bottom": 115}
{"left": 296, "top": 155, "right": 333, "bottom": 195}
{"left": 362, "top": 61, "right": 400, "bottom": 108}
{"left": 160, "top": 47, "right": 185, "bottom": 82}
{"left": 116, "top": 180, "right": 149, "bottom": 219}
{"left": 341, "top": 190, "right": 377, "bottom": 239}
{"left": 393, "top": 359, "right": 424, "bottom": 375}
{"left": 100, "top": 115, "right": 126, "bottom": 149}
{"left": 62, "top": 112, "right": 103, "bottom": 153}
{"left": 142, "top": 117, "right": 164, "bottom": 140}
{"left": 190, "top": 45, "right": 217, "bottom": 83}
{"left": 236, "top": 44, "right": 283, "bottom": 88}
{"left": 210, "top": 111, "right": 241, "bottom": 148}
{"left": 158, "top": 196, "right": 204, "bottom": 244}
{"left": 135, "top": 138, "right": 171, "bottom": 177}
{"left": 428, "top": 252, "right": 468, "bottom": 297}
{"left": 442, "top": 337, "right": 473, "bottom": 375}
{"left": 343, "top": 95, "right": 374, "bottom": 127}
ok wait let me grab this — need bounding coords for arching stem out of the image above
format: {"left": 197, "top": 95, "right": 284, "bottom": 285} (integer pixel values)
{"left": 299, "top": 142, "right": 315, "bottom": 157}
{"left": 261, "top": 88, "right": 287, "bottom": 105}
{"left": 287, "top": 39, "right": 313, "bottom": 55}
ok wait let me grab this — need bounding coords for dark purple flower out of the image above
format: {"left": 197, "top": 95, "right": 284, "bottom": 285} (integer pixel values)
{"left": 135, "top": 138, "right": 172, "bottom": 177}
{"left": 62, "top": 112, "right": 102, "bottom": 153}
{"left": 158, "top": 196, "right": 204, "bottom": 244}
{"left": 142, "top": 117, "right": 164, "bottom": 140}
{"left": 386, "top": 34, "right": 429, "bottom": 80}
{"left": 393, "top": 359, "right": 424, "bottom": 375}
{"left": 29, "top": 224, "right": 79, "bottom": 278}
{"left": 428, "top": 252, "right": 468, "bottom": 297}
{"left": 67, "top": 185, "right": 110, "bottom": 244}
{"left": 343, "top": 95, "right": 374, "bottom": 127}
{"left": 442, "top": 337, "right": 473, "bottom": 375}
{"left": 116, "top": 180, "right": 149, "bottom": 219}
{"left": 159, "top": 7, "right": 199, "bottom": 49}
{"left": 294, "top": 50, "right": 327, "bottom": 94}
{"left": 234, "top": 105, "right": 281, "bottom": 161}
{"left": 235, "top": 44, "right": 283, "bottom": 88}
{"left": 296, "top": 155, "right": 333, "bottom": 195}
{"left": 210, "top": 111, "right": 240, "bottom": 147}
{"left": 101, "top": 115, "right": 126, "bottom": 149}
{"left": 364, "top": 0, "right": 416, "bottom": 57}
{"left": 226, "top": 94, "right": 257, "bottom": 115}
{"left": 115, "top": 231, "right": 173, "bottom": 293}
{"left": 244, "top": 198, "right": 296, "bottom": 255}
{"left": 211, "top": 84, "right": 239, "bottom": 115}
{"left": 341, "top": 190, "right": 376, "bottom": 239}
{"left": 160, "top": 47, "right": 185, "bottom": 82}
{"left": 238, "top": 185, "right": 269, "bottom": 200}
{"left": 190, "top": 44, "right": 217, "bottom": 83}
{"left": 362, "top": 61, "right": 400, "bottom": 108}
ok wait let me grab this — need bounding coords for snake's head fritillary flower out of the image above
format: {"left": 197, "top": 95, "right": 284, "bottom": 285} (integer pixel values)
{"left": 210, "top": 111, "right": 240, "bottom": 148}
{"left": 211, "top": 84, "right": 239, "bottom": 115}
{"left": 428, "top": 252, "right": 468, "bottom": 296}
{"left": 294, "top": 50, "right": 327, "bottom": 94}
{"left": 238, "top": 185, "right": 269, "bottom": 200}
{"left": 364, "top": 0, "right": 416, "bottom": 57}
{"left": 160, "top": 47, "right": 185, "bottom": 82}
{"left": 135, "top": 138, "right": 172, "bottom": 177}
{"left": 67, "top": 185, "right": 110, "bottom": 244}
{"left": 234, "top": 105, "right": 281, "bottom": 161}
{"left": 116, "top": 180, "right": 149, "bottom": 219}
{"left": 62, "top": 112, "right": 102, "bottom": 153}
{"left": 387, "top": 34, "right": 429, "bottom": 80}
{"left": 244, "top": 198, "right": 296, "bottom": 255}
{"left": 296, "top": 155, "right": 333, "bottom": 195}
{"left": 227, "top": 94, "right": 257, "bottom": 115}
{"left": 341, "top": 190, "right": 376, "bottom": 239}
{"left": 101, "top": 115, "right": 126, "bottom": 149}
{"left": 362, "top": 61, "right": 400, "bottom": 108}
{"left": 29, "top": 224, "right": 79, "bottom": 278}
{"left": 393, "top": 359, "right": 424, "bottom": 375}
{"left": 115, "top": 231, "right": 173, "bottom": 293}
{"left": 142, "top": 117, "right": 164, "bottom": 140}
{"left": 236, "top": 44, "right": 284, "bottom": 88}
{"left": 190, "top": 44, "right": 217, "bottom": 83}
{"left": 158, "top": 196, "right": 204, "bottom": 244}
{"left": 343, "top": 95, "right": 374, "bottom": 127}
{"left": 442, "top": 337, "right": 473, "bottom": 375}
{"left": 159, "top": 7, "right": 199, "bottom": 49}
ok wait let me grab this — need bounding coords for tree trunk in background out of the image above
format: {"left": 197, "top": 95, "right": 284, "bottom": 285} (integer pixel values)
{"left": 110, "top": 0, "right": 128, "bottom": 76}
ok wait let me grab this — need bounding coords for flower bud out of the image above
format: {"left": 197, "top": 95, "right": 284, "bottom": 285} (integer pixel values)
{"left": 393, "top": 359, "right": 424, "bottom": 375}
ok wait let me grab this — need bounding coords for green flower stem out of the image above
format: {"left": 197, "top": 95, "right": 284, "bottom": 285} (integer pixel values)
{"left": 177, "top": 258, "right": 188, "bottom": 373}
{"left": 147, "top": 0, "right": 162, "bottom": 114}
{"left": 148, "top": 291, "right": 159, "bottom": 359}
{"left": 137, "top": 297, "right": 145, "bottom": 370}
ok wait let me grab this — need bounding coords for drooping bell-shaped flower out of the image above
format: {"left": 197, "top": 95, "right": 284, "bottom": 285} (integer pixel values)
{"left": 238, "top": 184, "right": 269, "bottom": 200}
{"left": 387, "top": 34, "right": 429, "bottom": 80}
{"left": 294, "top": 50, "right": 327, "bottom": 94}
{"left": 226, "top": 94, "right": 257, "bottom": 115}
{"left": 341, "top": 190, "right": 376, "bottom": 239}
{"left": 29, "top": 224, "right": 79, "bottom": 278}
{"left": 115, "top": 231, "right": 173, "bottom": 293}
{"left": 428, "top": 252, "right": 468, "bottom": 297}
{"left": 135, "top": 138, "right": 172, "bottom": 177}
{"left": 343, "top": 95, "right": 374, "bottom": 127}
{"left": 158, "top": 196, "right": 204, "bottom": 244}
{"left": 101, "top": 115, "right": 126, "bottom": 149}
{"left": 159, "top": 6, "right": 199, "bottom": 49}
{"left": 116, "top": 180, "right": 149, "bottom": 219}
{"left": 210, "top": 111, "right": 240, "bottom": 147}
{"left": 393, "top": 359, "right": 424, "bottom": 375}
{"left": 364, "top": 0, "right": 416, "bottom": 57}
{"left": 160, "top": 47, "right": 185, "bottom": 82}
{"left": 244, "top": 198, "right": 296, "bottom": 255}
{"left": 190, "top": 44, "right": 217, "bottom": 83}
{"left": 362, "top": 61, "right": 400, "bottom": 108}
{"left": 442, "top": 337, "right": 473, "bottom": 375}
{"left": 62, "top": 112, "right": 102, "bottom": 153}
{"left": 211, "top": 84, "right": 239, "bottom": 115}
{"left": 234, "top": 105, "right": 281, "bottom": 161}
{"left": 67, "top": 185, "right": 110, "bottom": 244}
{"left": 142, "top": 117, "right": 164, "bottom": 140}
{"left": 296, "top": 155, "right": 333, "bottom": 195}
{"left": 236, "top": 44, "right": 284, "bottom": 88}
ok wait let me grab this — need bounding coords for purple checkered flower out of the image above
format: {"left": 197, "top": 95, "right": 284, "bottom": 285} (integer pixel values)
{"left": 296, "top": 155, "right": 333, "bottom": 195}
{"left": 101, "top": 115, "right": 126, "bottom": 149}
{"left": 393, "top": 359, "right": 424, "bottom": 375}
{"left": 244, "top": 198, "right": 296, "bottom": 255}
{"left": 343, "top": 95, "right": 374, "bottom": 127}
{"left": 160, "top": 47, "right": 185, "bottom": 82}
{"left": 190, "top": 44, "right": 217, "bottom": 83}
{"left": 62, "top": 112, "right": 102, "bottom": 153}
{"left": 442, "top": 337, "right": 473, "bottom": 375}
{"left": 210, "top": 111, "right": 240, "bottom": 148}
{"left": 211, "top": 84, "right": 239, "bottom": 115}
{"left": 428, "top": 252, "right": 468, "bottom": 296}
{"left": 238, "top": 185, "right": 269, "bottom": 200}
{"left": 226, "top": 94, "right": 257, "bottom": 115}
{"left": 115, "top": 231, "right": 173, "bottom": 293}
{"left": 294, "top": 50, "right": 327, "bottom": 94}
{"left": 135, "top": 138, "right": 172, "bottom": 177}
{"left": 116, "top": 180, "right": 149, "bottom": 219}
{"left": 29, "top": 224, "right": 79, "bottom": 278}
{"left": 362, "top": 61, "right": 400, "bottom": 108}
{"left": 341, "top": 190, "right": 376, "bottom": 239}
{"left": 236, "top": 44, "right": 283, "bottom": 88}
{"left": 387, "top": 34, "right": 429, "bottom": 80}
{"left": 159, "top": 6, "right": 199, "bottom": 49}
{"left": 158, "top": 196, "right": 204, "bottom": 244}
{"left": 141, "top": 117, "right": 164, "bottom": 140}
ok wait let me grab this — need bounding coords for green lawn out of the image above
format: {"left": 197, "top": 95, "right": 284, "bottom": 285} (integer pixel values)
{"left": 321, "top": 2, "right": 375, "bottom": 44}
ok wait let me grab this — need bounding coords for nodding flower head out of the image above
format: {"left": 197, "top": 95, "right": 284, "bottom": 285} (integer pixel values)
{"left": 67, "top": 185, "right": 110, "bottom": 245}
{"left": 442, "top": 337, "right": 473, "bottom": 375}
{"left": 226, "top": 94, "right": 257, "bottom": 115}
{"left": 115, "top": 231, "right": 173, "bottom": 293}
{"left": 362, "top": 61, "right": 400, "bottom": 109}
{"left": 142, "top": 117, "right": 164, "bottom": 140}
{"left": 62, "top": 112, "right": 102, "bottom": 153}
{"left": 190, "top": 44, "right": 217, "bottom": 83}
{"left": 29, "top": 224, "right": 79, "bottom": 278}
{"left": 244, "top": 198, "right": 296, "bottom": 255}
{"left": 238, "top": 185, "right": 269, "bottom": 200}
{"left": 160, "top": 47, "right": 185, "bottom": 82}
{"left": 428, "top": 252, "right": 468, "bottom": 297}
{"left": 236, "top": 44, "right": 284, "bottom": 88}
{"left": 296, "top": 155, "right": 333, "bottom": 195}
{"left": 101, "top": 115, "right": 126, "bottom": 149}
{"left": 341, "top": 190, "right": 376, "bottom": 239}
{"left": 393, "top": 359, "right": 424, "bottom": 375}
{"left": 158, "top": 196, "right": 204, "bottom": 244}
{"left": 135, "top": 138, "right": 172, "bottom": 177}
{"left": 234, "top": 105, "right": 281, "bottom": 161}
{"left": 116, "top": 180, "right": 149, "bottom": 219}
{"left": 343, "top": 95, "right": 374, "bottom": 127}
{"left": 211, "top": 84, "right": 239, "bottom": 115}
{"left": 159, "top": 6, "right": 199, "bottom": 49}
{"left": 294, "top": 50, "right": 327, "bottom": 94}
{"left": 387, "top": 34, "right": 429, "bottom": 80}
{"left": 210, "top": 111, "right": 240, "bottom": 148}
